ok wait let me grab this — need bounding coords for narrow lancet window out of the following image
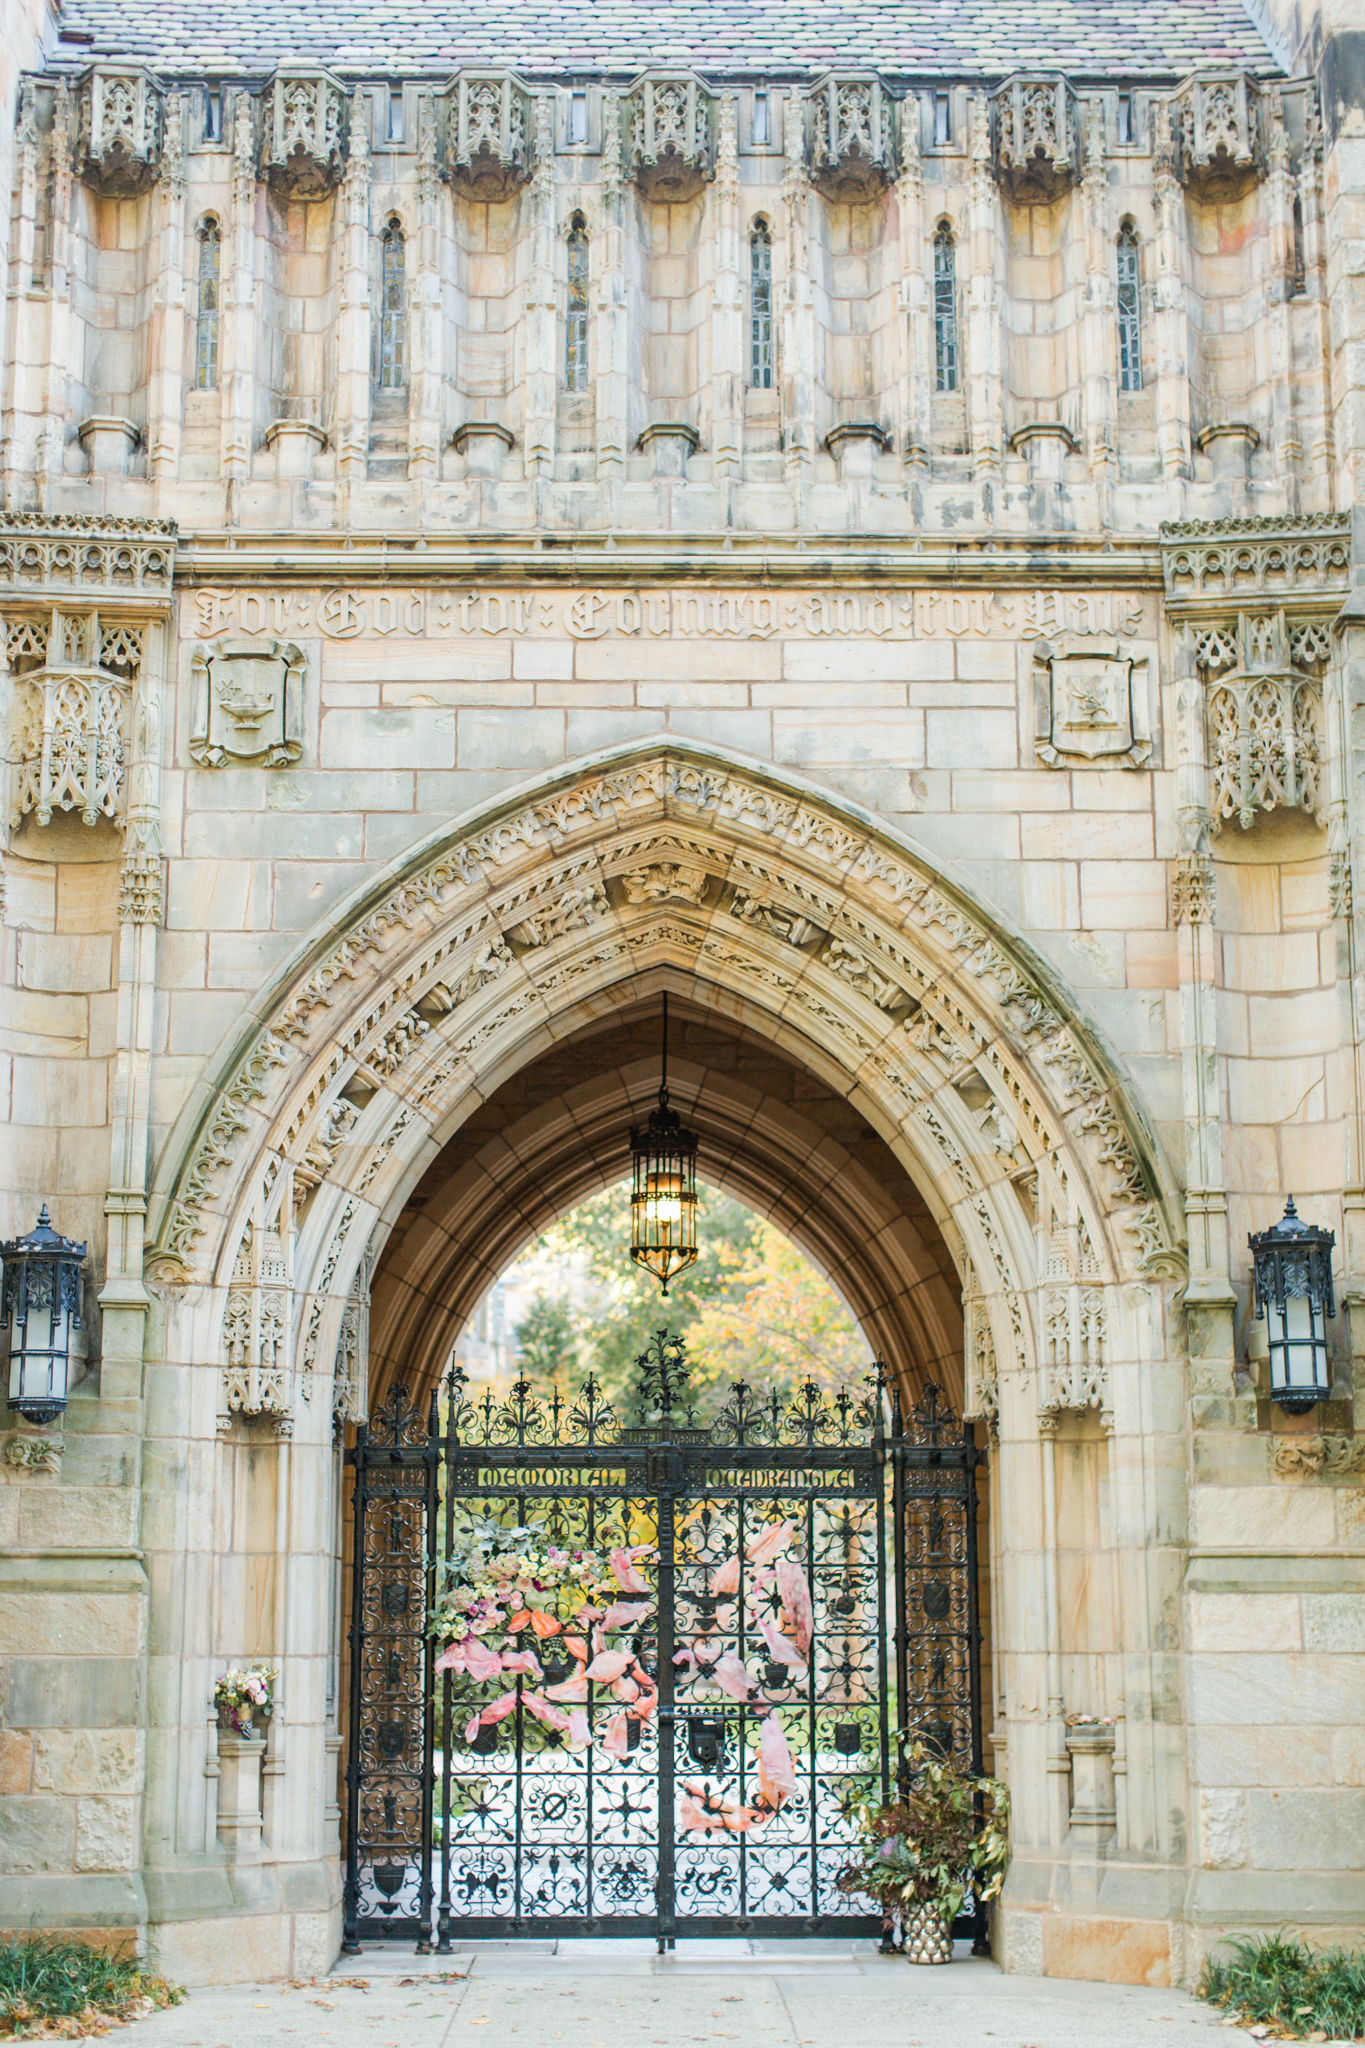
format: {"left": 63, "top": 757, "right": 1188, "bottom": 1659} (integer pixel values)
{"left": 195, "top": 217, "right": 221, "bottom": 391}
{"left": 933, "top": 224, "right": 958, "bottom": 393}
{"left": 1117, "top": 224, "right": 1142, "bottom": 392}
{"left": 750, "top": 221, "right": 773, "bottom": 389}
{"left": 1291, "top": 196, "right": 1306, "bottom": 296}
{"left": 378, "top": 218, "right": 406, "bottom": 389}
{"left": 566, "top": 214, "right": 589, "bottom": 391}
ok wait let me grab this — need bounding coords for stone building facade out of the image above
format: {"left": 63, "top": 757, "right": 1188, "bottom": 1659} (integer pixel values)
{"left": 1, "top": 0, "right": 1364, "bottom": 1991}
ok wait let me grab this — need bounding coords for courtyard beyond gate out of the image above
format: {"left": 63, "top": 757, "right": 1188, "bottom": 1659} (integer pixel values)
{"left": 342, "top": 1335, "right": 984, "bottom": 1952}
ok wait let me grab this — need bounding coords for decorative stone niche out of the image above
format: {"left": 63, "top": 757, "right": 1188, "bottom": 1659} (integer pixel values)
{"left": 1009, "top": 420, "right": 1077, "bottom": 482}
{"left": 452, "top": 420, "right": 515, "bottom": 479}
{"left": 260, "top": 64, "right": 349, "bottom": 198}
{"left": 76, "top": 62, "right": 164, "bottom": 194}
{"left": 189, "top": 638, "right": 306, "bottom": 770}
{"left": 1196, "top": 421, "right": 1259, "bottom": 481}
{"left": 264, "top": 417, "right": 328, "bottom": 481}
{"left": 824, "top": 421, "right": 889, "bottom": 482}
{"left": 991, "top": 75, "right": 1080, "bottom": 199}
{"left": 442, "top": 71, "right": 533, "bottom": 200}
{"left": 77, "top": 416, "right": 141, "bottom": 476}
{"left": 1196, "top": 608, "right": 1326, "bottom": 832}
{"left": 624, "top": 71, "right": 715, "bottom": 201}
{"left": 6, "top": 609, "right": 141, "bottom": 830}
{"left": 1173, "top": 72, "right": 1262, "bottom": 199}
{"left": 806, "top": 73, "right": 896, "bottom": 202}
{"left": 638, "top": 422, "right": 700, "bottom": 478}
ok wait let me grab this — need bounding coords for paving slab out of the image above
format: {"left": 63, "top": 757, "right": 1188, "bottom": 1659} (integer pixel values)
{"left": 125, "top": 1941, "right": 1267, "bottom": 2048}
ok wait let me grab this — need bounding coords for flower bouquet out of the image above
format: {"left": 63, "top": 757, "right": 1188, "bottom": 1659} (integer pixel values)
{"left": 838, "top": 1741, "right": 1009, "bottom": 1962}
{"left": 212, "top": 1665, "right": 276, "bottom": 1738}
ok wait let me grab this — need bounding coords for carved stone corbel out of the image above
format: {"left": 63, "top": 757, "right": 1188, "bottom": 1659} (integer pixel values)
{"left": 442, "top": 70, "right": 533, "bottom": 199}
{"left": 261, "top": 65, "right": 349, "bottom": 197}
{"left": 805, "top": 72, "right": 895, "bottom": 201}
{"left": 76, "top": 63, "right": 164, "bottom": 194}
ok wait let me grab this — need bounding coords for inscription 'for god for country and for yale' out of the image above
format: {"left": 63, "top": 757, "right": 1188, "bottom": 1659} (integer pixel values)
{"left": 190, "top": 586, "right": 1150, "bottom": 644}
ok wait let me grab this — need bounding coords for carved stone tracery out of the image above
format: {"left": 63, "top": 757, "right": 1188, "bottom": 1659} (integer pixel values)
{"left": 443, "top": 71, "right": 533, "bottom": 199}
{"left": 1174, "top": 72, "right": 1262, "bottom": 198}
{"left": 261, "top": 66, "right": 349, "bottom": 197}
{"left": 806, "top": 73, "right": 895, "bottom": 201}
{"left": 992, "top": 75, "right": 1080, "bottom": 198}
{"left": 76, "top": 63, "right": 164, "bottom": 195}
{"left": 5, "top": 608, "right": 143, "bottom": 829}
{"left": 625, "top": 71, "right": 715, "bottom": 201}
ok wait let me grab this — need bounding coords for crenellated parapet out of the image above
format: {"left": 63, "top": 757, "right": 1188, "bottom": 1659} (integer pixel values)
{"left": 624, "top": 70, "right": 715, "bottom": 201}
{"left": 805, "top": 72, "right": 896, "bottom": 202}
{"left": 443, "top": 70, "right": 534, "bottom": 201}
{"left": 991, "top": 75, "right": 1081, "bottom": 199}
{"left": 260, "top": 63, "right": 349, "bottom": 198}
{"left": 75, "top": 61, "right": 164, "bottom": 194}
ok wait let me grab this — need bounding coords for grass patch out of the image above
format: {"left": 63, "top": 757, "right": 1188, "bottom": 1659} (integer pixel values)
{"left": 1199, "top": 1933, "right": 1365, "bottom": 2041}
{"left": 0, "top": 1935, "right": 183, "bottom": 2039}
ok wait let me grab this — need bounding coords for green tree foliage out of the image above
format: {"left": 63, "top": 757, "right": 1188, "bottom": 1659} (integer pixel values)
{"left": 526, "top": 1180, "right": 871, "bottom": 1420}
{"left": 512, "top": 1290, "right": 579, "bottom": 1381}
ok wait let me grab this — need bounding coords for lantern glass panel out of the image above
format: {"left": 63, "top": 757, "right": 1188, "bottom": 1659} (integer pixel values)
{"left": 630, "top": 1109, "right": 698, "bottom": 1293}
{"left": 1249, "top": 1199, "right": 1334, "bottom": 1414}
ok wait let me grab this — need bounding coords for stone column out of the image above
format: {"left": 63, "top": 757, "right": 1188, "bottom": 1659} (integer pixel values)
{"left": 1065, "top": 1724, "right": 1117, "bottom": 1854}
{"left": 1299, "top": 99, "right": 1332, "bottom": 484}
{"left": 1079, "top": 98, "right": 1117, "bottom": 520}
{"left": 1152, "top": 101, "right": 1192, "bottom": 483}
{"left": 707, "top": 93, "right": 741, "bottom": 487}
{"left": 1325, "top": 91, "right": 1365, "bottom": 511}
{"left": 220, "top": 90, "right": 259, "bottom": 506}
{"left": 895, "top": 94, "right": 930, "bottom": 473}
{"left": 594, "top": 91, "right": 629, "bottom": 483}
{"left": 146, "top": 92, "right": 187, "bottom": 488}
{"left": 1328, "top": 566, "right": 1365, "bottom": 1398}
{"left": 37, "top": 82, "right": 75, "bottom": 509}
{"left": 334, "top": 89, "right": 372, "bottom": 494}
{"left": 522, "top": 93, "right": 558, "bottom": 484}
{"left": 1263, "top": 90, "right": 1302, "bottom": 498}
{"left": 0, "top": 83, "right": 41, "bottom": 506}
{"left": 781, "top": 92, "right": 815, "bottom": 490}
{"left": 407, "top": 95, "right": 444, "bottom": 483}
{"left": 965, "top": 93, "right": 1003, "bottom": 478}
{"left": 1171, "top": 625, "right": 1239, "bottom": 1400}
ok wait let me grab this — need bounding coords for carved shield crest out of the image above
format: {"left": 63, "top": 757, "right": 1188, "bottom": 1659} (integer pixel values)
{"left": 189, "top": 638, "right": 306, "bottom": 768}
{"left": 1033, "top": 632, "right": 1151, "bottom": 769}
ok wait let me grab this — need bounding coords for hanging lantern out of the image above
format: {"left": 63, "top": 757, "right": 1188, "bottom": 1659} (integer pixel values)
{"left": 629, "top": 993, "right": 699, "bottom": 1294}
{"left": 1249, "top": 1197, "right": 1334, "bottom": 1414}
{"left": 2, "top": 1205, "right": 87, "bottom": 1425}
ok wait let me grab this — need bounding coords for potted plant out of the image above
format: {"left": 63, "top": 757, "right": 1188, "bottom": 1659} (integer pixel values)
{"left": 838, "top": 1740, "right": 1010, "bottom": 1963}
{"left": 212, "top": 1665, "right": 276, "bottom": 1739}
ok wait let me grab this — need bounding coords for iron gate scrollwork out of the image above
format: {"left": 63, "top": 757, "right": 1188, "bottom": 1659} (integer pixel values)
{"left": 343, "top": 1334, "right": 983, "bottom": 1950}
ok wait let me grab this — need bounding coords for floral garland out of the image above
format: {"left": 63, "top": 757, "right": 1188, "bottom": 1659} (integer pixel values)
{"left": 431, "top": 1515, "right": 658, "bottom": 1755}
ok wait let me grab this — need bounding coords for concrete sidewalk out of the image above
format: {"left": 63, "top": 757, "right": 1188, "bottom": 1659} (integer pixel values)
{"left": 127, "top": 1939, "right": 1267, "bottom": 2048}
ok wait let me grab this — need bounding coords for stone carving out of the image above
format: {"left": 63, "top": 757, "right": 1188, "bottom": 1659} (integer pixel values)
{"left": 992, "top": 75, "right": 1079, "bottom": 198}
{"left": 294, "top": 1098, "right": 359, "bottom": 1199}
{"left": 1159, "top": 515, "right": 1350, "bottom": 603}
{"left": 807, "top": 73, "right": 895, "bottom": 201}
{"left": 118, "top": 847, "right": 165, "bottom": 926}
{"left": 507, "top": 882, "right": 609, "bottom": 946}
{"left": 1271, "top": 1436, "right": 1365, "bottom": 1480}
{"left": 1033, "top": 633, "right": 1152, "bottom": 769}
{"left": 1171, "top": 853, "right": 1215, "bottom": 925}
{"left": 369, "top": 1009, "right": 431, "bottom": 1076}
{"left": 419, "top": 936, "right": 515, "bottom": 1016}
{"left": 821, "top": 934, "right": 906, "bottom": 1012}
{"left": 333, "top": 1253, "right": 372, "bottom": 1429}
{"left": 0, "top": 516, "right": 176, "bottom": 597}
{"left": 189, "top": 639, "right": 305, "bottom": 769}
{"left": 1039, "top": 1259, "right": 1110, "bottom": 1427}
{"left": 1200, "top": 612, "right": 1324, "bottom": 832}
{"left": 621, "top": 862, "right": 710, "bottom": 907}
{"left": 444, "top": 71, "right": 533, "bottom": 200}
{"left": 261, "top": 66, "right": 349, "bottom": 197}
{"left": 625, "top": 71, "right": 715, "bottom": 201}
{"left": 963, "top": 1278, "right": 1000, "bottom": 1439}
{"left": 76, "top": 63, "right": 164, "bottom": 195}
{"left": 7, "top": 612, "right": 133, "bottom": 828}
{"left": 220, "top": 1221, "right": 294, "bottom": 1434}
{"left": 152, "top": 753, "right": 1169, "bottom": 1281}
{"left": 2, "top": 1431, "right": 63, "bottom": 1472}
{"left": 1173, "top": 72, "right": 1262, "bottom": 199}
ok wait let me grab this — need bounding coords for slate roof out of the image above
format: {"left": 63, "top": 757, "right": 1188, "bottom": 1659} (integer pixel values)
{"left": 53, "top": 0, "right": 1283, "bottom": 81}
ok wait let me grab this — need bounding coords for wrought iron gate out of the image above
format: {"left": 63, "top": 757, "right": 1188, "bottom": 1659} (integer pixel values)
{"left": 342, "top": 1333, "right": 983, "bottom": 1951}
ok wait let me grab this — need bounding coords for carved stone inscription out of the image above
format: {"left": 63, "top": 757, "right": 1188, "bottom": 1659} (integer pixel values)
{"left": 189, "top": 585, "right": 1150, "bottom": 645}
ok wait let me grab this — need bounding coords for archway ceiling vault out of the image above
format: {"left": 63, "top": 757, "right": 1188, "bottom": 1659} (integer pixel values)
{"left": 147, "top": 741, "right": 1183, "bottom": 1409}
{"left": 367, "top": 1000, "right": 969, "bottom": 1413}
